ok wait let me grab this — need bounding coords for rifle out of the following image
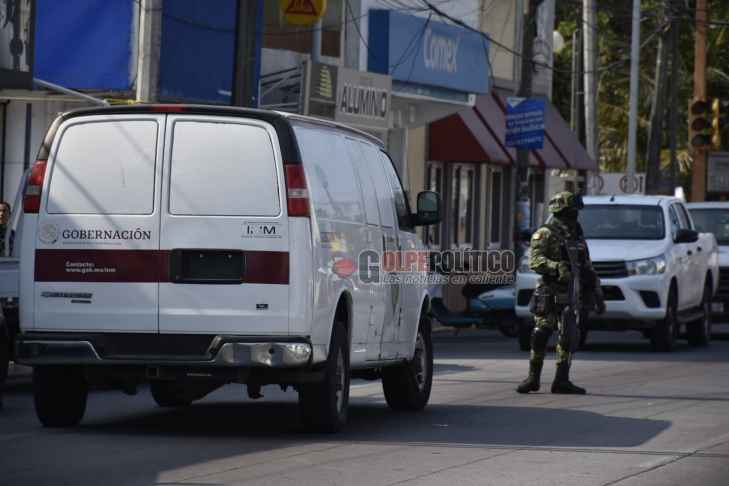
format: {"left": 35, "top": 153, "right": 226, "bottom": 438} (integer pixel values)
{"left": 559, "top": 241, "right": 583, "bottom": 364}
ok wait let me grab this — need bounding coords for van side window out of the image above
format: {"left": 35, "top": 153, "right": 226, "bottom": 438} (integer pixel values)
{"left": 345, "top": 138, "right": 380, "bottom": 226}
{"left": 296, "top": 129, "right": 365, "bottom": 223}
{"left": 47, "top": 121, "right": 158, "bottom": 215}
{"left": 360, "top": 142, "right": 395, "bottom": 228}
{"left": 169, "top": 121, "right": 280, "bottom": 216}
{"left": 379, "top": 151, "right": 413, "bottom": 231}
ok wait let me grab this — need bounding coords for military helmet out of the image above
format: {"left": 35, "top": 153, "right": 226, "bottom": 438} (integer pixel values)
{"left": 549, "top": 191, "right": 585, "bottom": 213}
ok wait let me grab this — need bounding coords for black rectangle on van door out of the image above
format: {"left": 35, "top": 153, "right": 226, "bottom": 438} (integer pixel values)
{"left": 169, "top": 249, "right": 245, "bottom": 284}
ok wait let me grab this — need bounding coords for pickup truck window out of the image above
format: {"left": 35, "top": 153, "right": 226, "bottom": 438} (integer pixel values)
{"left": 668, "top": 205, "right": 679, "bottom": 238}
{"left": 689, "top": 208, "right": 729, "bottom": 245}
{"left": 580, "top": 205, "right": 664, "bottom": 240}
{"left": 675, "top": 203, "right": 692, "bottom": 230}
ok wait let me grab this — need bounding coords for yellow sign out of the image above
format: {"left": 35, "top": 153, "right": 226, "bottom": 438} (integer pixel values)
{"left": 281, "top": 0, "right": 326, "bottom": 26}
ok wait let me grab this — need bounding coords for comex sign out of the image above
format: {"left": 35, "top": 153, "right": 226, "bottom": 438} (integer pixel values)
{"left": 423, "top": 28, "right": 460, "bottom": 73}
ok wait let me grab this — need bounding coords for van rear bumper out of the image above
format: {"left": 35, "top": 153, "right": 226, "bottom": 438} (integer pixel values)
{"left": 14, "top": 333, "right": 312, "bottom": 369}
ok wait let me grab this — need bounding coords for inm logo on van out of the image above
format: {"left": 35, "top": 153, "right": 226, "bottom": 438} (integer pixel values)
{"left": 247, "top": 225, "right": 276, "bottom": 235}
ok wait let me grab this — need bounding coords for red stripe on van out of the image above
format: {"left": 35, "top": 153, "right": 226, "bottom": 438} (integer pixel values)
{"left": 35, "top": 249, "right": 160, "bottom": 283}
{"left": 35, "top": 250, "right": 290, "bottom": 285}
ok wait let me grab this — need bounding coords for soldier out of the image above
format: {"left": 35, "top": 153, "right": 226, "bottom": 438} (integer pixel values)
{"left": 515, "top": 191, "right": 606, "bottom": 395}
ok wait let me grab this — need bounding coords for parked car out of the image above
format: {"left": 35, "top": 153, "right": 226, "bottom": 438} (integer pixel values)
{"left": 686, "top": 202, "right": 729, "bottom": 327}
{"left": 14, "top": 104, "right": 442, "bottom": 432}
{"left": 515, "top": 195, "right": 719, "bottom": 351}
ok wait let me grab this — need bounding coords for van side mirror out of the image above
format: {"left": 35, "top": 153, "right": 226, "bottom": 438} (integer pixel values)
{"left": 674, "top": 228, "right": 699, "bottom": 244}
{"left": 413, "top": 191, "right": 442, "bottom": 226}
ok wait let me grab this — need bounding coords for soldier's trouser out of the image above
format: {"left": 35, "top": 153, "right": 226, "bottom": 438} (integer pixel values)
{"left": 530, "top": 311, "right": 577, "bottom": 365}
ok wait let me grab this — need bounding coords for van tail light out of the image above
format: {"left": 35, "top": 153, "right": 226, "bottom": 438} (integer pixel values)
{"left": 284, "top": 164, "right": 310, "bottom": 217}
{"left": 24, "top": 160, "right": 48, "bottom": 213}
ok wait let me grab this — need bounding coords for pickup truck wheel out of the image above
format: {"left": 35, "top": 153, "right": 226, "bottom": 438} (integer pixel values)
{"left": 577, "top": 328, "right": 588, "bottom": 349}
{"left": 517, "top": 319, "right": 532, "bottom": 351}
{"left": 150, "top": 381, "right": 192, "bottom": 407}
{"left": 33, "top": 366, "right": 88, "bottom": 427}
{"left": 299, "top": 321, "right": 350, "bottom": 433}
{"left": 686, "top": 282, "right": 712, "bottom": 346}
{"left": 651, "top": 290, "right": 678, "bottom": 352}
{"left": 382, "top": 314, "right": 433, "bottom": 411}
{"left": 498, "top": 312, "right": 520, "bottom": 338}
{"left": 0, "top": 330, "right": 9, "bottom": 385}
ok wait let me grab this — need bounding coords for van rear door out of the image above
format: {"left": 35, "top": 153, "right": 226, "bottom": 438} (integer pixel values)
{"left": 34, "top": 115, "right": 165, "bottom": 332}
{"left": 158, "top": 116, "right": 289, "bottom": 335}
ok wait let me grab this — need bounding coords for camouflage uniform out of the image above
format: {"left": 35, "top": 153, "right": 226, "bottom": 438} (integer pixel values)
{"left": 516, "top": 191, "right": 605, "bottom": 395}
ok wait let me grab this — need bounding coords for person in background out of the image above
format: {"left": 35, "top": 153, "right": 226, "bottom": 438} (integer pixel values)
{"left": 0, "top": 202, "right": 14, "bottom": 256}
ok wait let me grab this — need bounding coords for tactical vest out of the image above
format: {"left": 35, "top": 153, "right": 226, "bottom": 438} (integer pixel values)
{"left": 540, "top": 223, "right": 589, "bottom": 286}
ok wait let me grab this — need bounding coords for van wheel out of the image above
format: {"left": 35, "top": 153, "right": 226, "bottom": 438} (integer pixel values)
{"left": 0, "top": 330, "right": 9, "bottom": 385}
{"left": 299, "top": 321, "right": 350, "bottom": 433}
{"left": 651, "top": 289, "right": 678, "bottom": 352}
{"left": 150, "top": 381, "right": 192, "bottom": 407}
{"left": 33, "top": 366, "right": 88, "bottom": 427}
{"left": 518, "top": 319, "right": 532, "bottom": 351}
{"left": 687, "top": 281, "right": 712, "bottom": 347}
{"left": 382, "top": 314, "right": 433, "bottom": 411}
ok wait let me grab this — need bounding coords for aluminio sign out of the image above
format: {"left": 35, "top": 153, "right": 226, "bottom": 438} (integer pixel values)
{"left": 303, "top": 61, "right": 391, "bottom": 133}
{"left": 367, "top": 10, "right": 489, "bottom": 95}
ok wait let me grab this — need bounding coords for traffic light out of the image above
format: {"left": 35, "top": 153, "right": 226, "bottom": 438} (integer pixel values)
{"left": 689, "top": 98, "right": 729, "bottom": 150}
{"left": 689, "top": 99, "right": 714, "bottom": 150}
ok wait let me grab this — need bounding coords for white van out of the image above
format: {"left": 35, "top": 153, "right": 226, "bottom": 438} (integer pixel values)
{"left": 14, "top": 105, "right": 442, "bottom": 433}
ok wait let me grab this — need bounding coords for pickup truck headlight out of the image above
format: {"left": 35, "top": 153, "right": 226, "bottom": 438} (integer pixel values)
{"left": 625, "top": 255, "right": 667, "bottom": 276}
{"left": 518, "top": 256, "right": 535, "bottom": 274}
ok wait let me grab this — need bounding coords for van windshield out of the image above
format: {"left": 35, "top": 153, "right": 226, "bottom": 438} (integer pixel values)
{"left": 579, "top": 205, "right": 665, "bottom": 240}
{"left": 689, "top": 208, "right": 729, "bottom": 245}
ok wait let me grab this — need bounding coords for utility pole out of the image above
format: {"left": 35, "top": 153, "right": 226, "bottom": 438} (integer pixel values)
{"left": 626, "top": 0, "right": 640, "bottom": 195}
{"left": 514, "top": 0, "right": 543, "bottom": 248}
{"left": 583, "top": 0, "right": 599, "bottom": 195}
{"left": 669, "top": 0, "right": 679, "bottom": 193}
{"left": 136, "top": 0, "right": 162, "bottom": 102}
{"left": 691, "top": 0, "right": 708, "bottom": 201}
{"left": 312, "top": 20, "right": 322, "bottom": 62}
{"left": 645, "top": 6, "right": 670, "bottom": 195}
{"left": 232, "top": 0, "right": 257, "bottom": 108}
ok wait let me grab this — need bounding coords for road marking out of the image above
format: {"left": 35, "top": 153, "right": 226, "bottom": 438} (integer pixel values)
{"left": 638, "top": 431, "right": 729, "bottom": 468}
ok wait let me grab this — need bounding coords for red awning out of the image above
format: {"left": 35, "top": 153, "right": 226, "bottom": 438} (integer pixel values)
{"left": 430, "top": 89, "right": 596, "bottom": 171}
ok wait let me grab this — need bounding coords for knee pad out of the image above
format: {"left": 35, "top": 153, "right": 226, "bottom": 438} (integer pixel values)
{"left": 531, "top": 326, "right": 552, "bottom": 352}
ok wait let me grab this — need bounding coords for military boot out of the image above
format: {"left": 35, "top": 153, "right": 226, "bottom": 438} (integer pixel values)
{"left": 515, "top": 362, "right": 543, "bottom": 394}
{"left": 551, "top": 362, "right": 586, "bottom": 394}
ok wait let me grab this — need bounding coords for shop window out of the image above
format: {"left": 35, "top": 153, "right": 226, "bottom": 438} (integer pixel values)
{"left": 262, "top": 0, "right": 343, "bottom": 57}
{"left": 489, "top": 168, "right": 503, "bottom": 247}
{"left": 451, "top": 165, "right": 475, "bottom": 248}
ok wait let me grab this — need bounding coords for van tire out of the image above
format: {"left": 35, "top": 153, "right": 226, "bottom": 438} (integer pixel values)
{"left": 687, "top": 281, "right": 712, "bottom": 347}
{"left": 0, "top": 330, "right": 9, "bottom": 385}
{"left": 299, "top": 321, "right": 350, "bottom": 433}
{"left": 651, "top": 289, "right": 678, "bottom": 352}
{"left": 150, "top": 381, "right": 193, "bottom": 407}
{"left": 382, "top": 314, "right": 433, "bottom": 411}
{"left": 33, "top": 366, "right": 88, "bottom": 427}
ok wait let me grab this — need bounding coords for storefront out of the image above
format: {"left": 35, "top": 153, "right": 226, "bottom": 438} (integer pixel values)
{"left": 428, "top": 86, "right": 597, "bottom": 250}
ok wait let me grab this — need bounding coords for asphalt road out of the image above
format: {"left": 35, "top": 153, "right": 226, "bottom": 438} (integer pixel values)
{"left": 2, "top": 328, "right": 729, "bottom": 486}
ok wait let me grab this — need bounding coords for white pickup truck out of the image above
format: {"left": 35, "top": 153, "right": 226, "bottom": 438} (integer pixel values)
{"left": 686, "top": 202, "right": 729, "bottom": 327}
{"left": 0, "top": 171, "right": 27, "bottom": 383}
{"left": 515, "top": 195, "right": 719, "bottom": 352}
